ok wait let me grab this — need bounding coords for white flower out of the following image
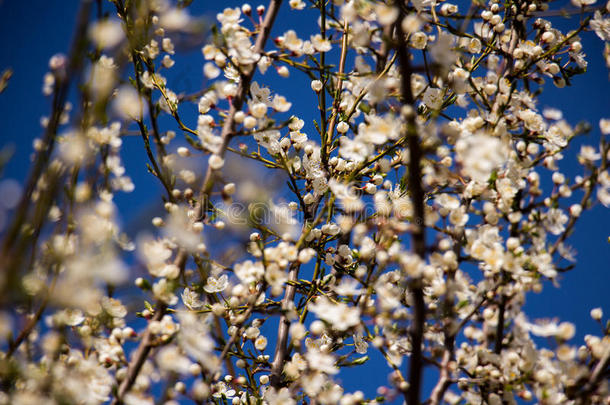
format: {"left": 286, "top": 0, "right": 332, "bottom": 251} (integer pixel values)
{"left": 436, "top": 193, "right": 460, "bottom": 211}
{"left": 59, "top": 130, "right": 93, "bottom": 166}
{"left": 224, "top": 65, "right": 240, "bottom": 83}
{"left": 572, "top": 0, "right": 597, "bottom": 7}
{"left": 265, "top": 387, "right": 296, "bottom": 405}
{"left": 150, "top": 263, "right": 180, "bottom": 279}
{"left": 375, "top": 4, "right": 399, "bottom": 25}
{"left": 311, "top": 79, "right": 323, "bottom": 92}
{"left": 543, "top": 208, "right": 568, "bottom": 235}
{"left": 140, "top": 238, "right": 171, "bottom": 271}
{"left": 449, "top": 206, "right": 469, "bottom": 227}
{"left": 89, "top": 20, "right": 124, "bottom": 49}
{"left": 254, "top": 129, "right": 281, "bottom": 154}
{"left": 282, "top": 30, "right": 304, "bottom": 53}
{"left": 124, "top": 394, "right": 154, "bottom": 405}
{"left": 177, "top": 312, "right": 218, "bottom": 371}
{"left": 597, "top": 170, "right": 610, "bottom": 207}
{"left": 518, "top": 109, "right": 546, "bottom": 132}
{"left": 289, "top": 0, "right": 306, "bottom": 10}
{"left": 359, "top": 114, "right": 401, "bottom": 145}
{"left": 204, "top": 274, "right": 229, "bottom": 293}
{"left": 156, "top": 346, "right": 192, "bottom": 374}
{"left": 290, "top": 131, "right": 308, "bottom": 146}
{"left": 456, "top": 133, "right": 509, "bottom": 183}
{"left": 258, "top": 55, "right": 271, "bottom": 74}
{"left": 401, "top": 14, "right": 422, "bottom": 34}
{"left": 113, "top": 85, "right": 143, "bottom": 120}
{"left": 423, "top": 87, "right": 443, "bottom": 110}
{"left": 255, "top": 335, "right": 268, "bottom": 350}
{"left": 543, "top": 108, "right": 563, "bottom": 120}
{"left": 336, "top": 121, "right": 349, "bottom": 133}
{"left": 101, "top": 297, "right": 127, "bottom": 318}
{"left": 203, "top": 62, "right": 220, "bottom": 79}
{"left": 90, "top": 56, "right": 117, "bottom": 96}
{"left": 216, "top": 7, "right": 241, "bottom": 27}
{"left": 181, "top": 288, "right": 204, "bottom": 310}
{"left": 153, "top": 278, "right": 178, "bottom": 305}
{"left": 329, "top": 179, "right": 363, "bottom": 212}
{"left": 250, "top": 102, "right": 268, "bottom": 118}
{"left": 578, "top": 145, "right": 601, "bottom": 164}
{"left": 311, "top": 34, "right": 332, "bottom": 52}
{"left": 353, "top": 332, "right": 368, "bottom": 354}
{"left": 410, "top": 32, "right": 428, "bottom": 49}
{"left": 339, "top": 136, "right": 373, "bottom": 162}
{"left": 429, "top": 33, "right": 457, "bottom": 67}
{"left": 272, "top": 95, "right": 292, "bottom": 112}
{"left": 412, "top": 0, "right": 434, "bottom": 11}
{"left": 213, "top": 381, "right": 236, "bottom": 399}
{"left": 600, "top": 118, "right": 610, "bottom": 134}
{"left": 160, "top": 8, "right": 192, "bottom": 31}
{"left": 308, "top": 296, "right": 361, "bottom": 331}
{"left": 298, "top": 248, "right": 316, "bottom": 263}
{"left": 305, "top": 349, "right": 339, "bottom": 374}
{"left": 334, "top": 279, "right": 362, "bottom": 296}
{"left": 163, "top": 206, "right": 203, "bottom": 252}
{"left": 558, "top": 243, "right": 577, "bottom": 262}
{"left": 516, "top": 315, "right": 575, "bottom": 340}
{"left": 468, "top": 37, "right": 482, "bottom": 53}
{"left": 250, "top": 82, "right": 271, "bottom": 104}
{"left": 53, "top": 309, "right": 85, "bottom": 326}
{"left": 149, "top": 314, "right": 179, "bottom": 337}
{"left": 591, "top": 307, "right": 603, "bottom": 321}
{"left": 208, "top": 155, "right": 224, "bottom": 170}
{"left": 234, "top": 260, "right": 265, "bottom": 284}
{"left": 158, "top": 89, "right": 178, "bottom": 113}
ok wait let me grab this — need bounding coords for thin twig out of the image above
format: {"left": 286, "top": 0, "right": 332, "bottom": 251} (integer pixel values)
{"left": 7, "top": 274, "right": 58, "bottom": 357}
{"left": 324, "top": 19, "right": 349, "bottom": 160}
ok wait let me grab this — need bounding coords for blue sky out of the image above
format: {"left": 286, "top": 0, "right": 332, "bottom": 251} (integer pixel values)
{"left": 0, "top": 0, "right": 608, "bottom": 402}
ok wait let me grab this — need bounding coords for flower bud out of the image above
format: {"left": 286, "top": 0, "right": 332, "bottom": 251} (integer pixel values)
{"left": 311, "top": 79, "right": 323, "bottom": 92}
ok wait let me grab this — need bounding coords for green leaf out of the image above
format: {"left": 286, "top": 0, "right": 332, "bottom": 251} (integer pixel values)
{"left": 358, "top": 102, "right": 371, "bottom": 114}
{"left": 457, "top": 299, "right": 469, "bottom": 310}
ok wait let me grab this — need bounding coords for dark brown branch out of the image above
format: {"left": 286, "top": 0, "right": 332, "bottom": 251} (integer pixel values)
{"left": 269, "top": 261, "right": 300, "bottom": 388}
{"left": 111, "top": 302, "right": 167, "bottom": 405}
{"left": 110, "top": 251, "right": 186, "bottom": 405}
{"left": 428, "top": 226, "right": 468, "bottom": 405}
{"left": 571, "top": 345, "right": 610, "bottom": 404}
{"left": 395, "top": 4, "right": 427, "bottom": 404}
{"left": 376, "top": 25, "right": 394, "bottom": 74}
{"left": 6, "top": 275, "right": 57, "bottom": 357}
{"left": 494, "top": 294, "right": 507, "bottom": 354}
{"left": 0, "top": 0, "right": 92, "bottom": 300}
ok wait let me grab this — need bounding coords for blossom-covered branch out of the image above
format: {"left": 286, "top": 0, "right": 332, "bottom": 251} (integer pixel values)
{"left": 1, "top": 0, "right": 610, "bottom": 404}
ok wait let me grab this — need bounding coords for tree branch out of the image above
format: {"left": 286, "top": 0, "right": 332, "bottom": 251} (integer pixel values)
{"left": 324, "top": 19, "right": 349, "bottom": 161}
{"left": 110, "top": 251, "right": 187, "bottom": 405}
{"left": 269, "top": 261, "right": 300, "bottom": 388}
{"left": 197, "top": 0, "right": 283, "bottom": 218}
{"left": 395, "top": 4, "right": 427, "bottom": 404}
{"left": 0, "top": 0, "right": 92, "bottom": 300}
